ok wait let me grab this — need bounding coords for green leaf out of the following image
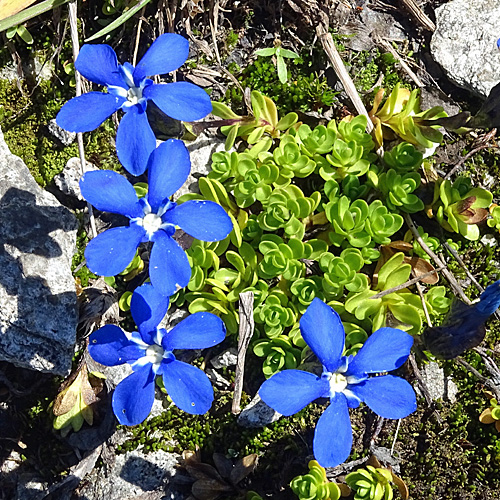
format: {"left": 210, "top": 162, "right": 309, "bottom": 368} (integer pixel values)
{"left": 277, "top": 55, "right": 287, "bottom": 84}
{"left": 5, "top": 25, "right": 17, "bottom": 39}
{"left": 212, "top": 101, "right": 239, "bottom": 119}
{"left": 16, "top": 24, "right": 32, "bottom": 43}
{"left": 276, "top": 112, "right": 298, "bottom": 131}
{"left": 255, "top": 47, "right": 276, "bottom": 57}
{"left": 85, "top": 0, "right": 153, "bottom": 42}
{"left": 279, "top": 48, "right": 300, "bottom": 59}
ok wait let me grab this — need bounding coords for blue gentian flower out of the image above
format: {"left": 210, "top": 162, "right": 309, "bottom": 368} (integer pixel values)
{"left": 56, "top": 34, "right": 212, "bottom": 176}
{"left": 89, "top": 283, "right": 226, "bottom": 425}
{"left": 259, "top": 298, "right": 416, "bottom": 468}
{"left": 422, "top": 279, "right": 500, "bottom": 359}
{"left": 80, "top": 138, "right": 232, "bottom": 297}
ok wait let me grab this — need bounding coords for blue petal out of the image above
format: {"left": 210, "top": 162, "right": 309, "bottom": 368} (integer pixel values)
{"left": 259, "top": 369, "right": 329, "bottom": 416}
{"left": 56, "top": 92, "right": 123, "bottom": 132}
{"left": 346, "top": 328, "right": 413, "bottom": 377}
{"left": 300, "top": 298, "right": 345, "bottom": 373}
{"left": 163, "top": 312, "right": 226, "bottom": 351}
{"left": 88, "top": 324, "right": 143, "bottom": 366}
{"left": 75, "top": 44, "right": 126, "bottom": 87}
{"left": 161, "top": 359, "right": 213, "bottom": 414}
{"left": 116, "top": 106, "right": 156, "bottom": 176}
{"left": 133, "top": 33, "right": 189, "bottom": 84}
{"left": 313, "top": 393, "right": 352, "bottom": 468}
{"left": 144, "top": 82, "right": 212, "bottom": 121}
{"left": 350, "top": 375, "right": 417, "bottom": 419}
{"left": 476, "top": 279, "right": 500, "bottom": 316}
{"left": 149, "top": 230, "right": 191, "bottom": 296}
{"left": 112, "top": 364, "right": 156, "bottom": 426}
{"left": 164, "top": 200, "right": 233, "bottom": 242}
{"left": 79, "top": 170, "right": 143, "bottom": 217}
{"left": 130, "top": 283, "right": 170, "bottom": 338}
{"left": 147, "top": 139, "right": 191, "bottom": 212}
{"left": 85, "top": 225, "right": 145, "bottom": 276}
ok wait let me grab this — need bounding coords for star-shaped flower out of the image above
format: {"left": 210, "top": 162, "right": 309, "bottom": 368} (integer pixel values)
{"left": 88, "top": 283, "right": 226, "bottom": 425}
{"left": 80, "top": 138, "right": 232, "bottom": 296}
{"left": 56, "top": 34, "right": 211, "bottom": 175}
{"left": 259, "top": 298, "right": 416, "bottom": 467}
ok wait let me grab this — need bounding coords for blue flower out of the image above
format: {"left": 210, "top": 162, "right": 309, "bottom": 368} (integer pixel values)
{"left": 80, "top": 138, "right": 233, "bottom": 297}
{"left": 56, "top": 34, "right": 212, "bottom": 176}
{"left": 89, "top": 283, "right": 226, "bottom": 425}
{"left": 259, "top": 298, "right": 416, "bottom": 468}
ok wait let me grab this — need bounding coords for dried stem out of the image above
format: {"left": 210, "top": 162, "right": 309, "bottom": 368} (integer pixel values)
{"left": 315, "top": 23, "right": 373, "bottom": 133}
{"left": 68, "top": 0, "right": 97, "bottom": 239}
{"left": 403, "top": 213, "right": 470, "bottom": 303}
{"left": 232, "top": 291, "right": 255, "bottom": 414}
{"left": 370, "top": 265, "right": 446, "bottom": 300}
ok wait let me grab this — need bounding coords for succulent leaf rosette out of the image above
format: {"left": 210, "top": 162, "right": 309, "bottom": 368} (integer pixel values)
{"left": 88, "top": 283, "right": 226, "bottom": 425}
{"left": 259, "top": 298, "right": 416, "bottom": 467}
{"left": 57, "top": 34, "right": 211, "bottom": 175}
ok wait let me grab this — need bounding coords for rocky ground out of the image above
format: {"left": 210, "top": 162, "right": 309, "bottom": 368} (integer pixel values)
{"left": 1, "top": 0, "right": 500, "bottom": 499}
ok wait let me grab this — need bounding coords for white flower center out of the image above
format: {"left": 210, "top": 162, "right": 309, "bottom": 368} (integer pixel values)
{"left": 127, "top": 86, "right": 143, "bottom": 104}
{"left": 145, "top": 344, "right": 164, "bottom": 365}
{"left": 141, "top": 213, "right": 163, "bottom": 235}
{"left": 329, "top": 372, "right": 348, "bottom": 394}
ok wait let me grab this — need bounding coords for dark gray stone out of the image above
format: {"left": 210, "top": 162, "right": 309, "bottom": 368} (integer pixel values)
{"left": 47, "top": 119, "right": 76, "bottom": 146}
{"left": 238, "top": 394, "right": 281, "bottom": 428}
{"left": 0, "top": 126, "right": 78, "bottom": 375}
{"left": 431, "top": 0, "right": 500, "bottom": 98}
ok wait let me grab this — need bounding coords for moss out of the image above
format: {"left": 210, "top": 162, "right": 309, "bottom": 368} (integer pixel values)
{"left": 0, "top": 78, "right": 120, "bottom": 187}
{"left": 347, "top": 47, "right": 410, "bottom": 94}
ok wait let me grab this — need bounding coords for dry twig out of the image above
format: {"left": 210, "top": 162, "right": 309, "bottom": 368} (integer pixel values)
{"left": 232, "top": 291, "right": 254, "bottom": 414}
{"left": 404, "top": 214, "right": 470, "bottom": 303}
{"left": 68, "top": 0, "right": 97, "bottom": 239}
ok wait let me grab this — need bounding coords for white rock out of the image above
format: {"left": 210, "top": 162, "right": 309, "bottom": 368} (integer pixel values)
{"left": 431, "top": 0, "right": 500, "bottom": 98}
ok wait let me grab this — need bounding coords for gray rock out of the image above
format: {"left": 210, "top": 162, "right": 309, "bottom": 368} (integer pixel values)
{"left": 75, "top": 449, "right": 180, "bottom": 500}
{"left": 173, "top": 132, "right": 226, "bottom": 200}
{"left": 54, "top": 157, "right": 97, "bottom": 201}
{"left": 431, "top": 0, "right": 500, "bottom": 98}
{"left": 418, "top": 361, "right": 458, "bottom": 403}
{"left": 0, "top": 126, "right": 78, "bottom": 375}
{"left": 211, "top": 347, "right": 238, "bottom": 369}
{"left": 237, "top": 394, "right": 281, "bottom": 428}
{"left": 47, "top": 119, "right": 77, "bottom": 146}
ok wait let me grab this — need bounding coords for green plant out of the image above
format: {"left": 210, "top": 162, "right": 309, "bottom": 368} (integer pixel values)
{"left": 383, "top": 142, "right": 423, "bottom": 172}
{"left": 254, "top": 289, "right": 297, "bottom": 338}
{"left": 371, "top": 168, "right": 424, "bottom": 213}
{"left": 6, "top": 24, "right": 33, "bottom": 44}
{"left": 369, "top": 83, "right": 447, "bottom": 149}
{"left": 427, "top": 177, "right": 493, "bottom": 240}
{"left": 253, "top": 336, "right": 302, "bottom": 378}
{"left": 290, "top": 460, "right": 345, "bottom": 500}
{"left": 319, "top": 248, "right": 366, "bottom": 300}
{"left": 212, "top": 90, "right": 298, "bottom": 150}
{"left": 479, "top": 396, "right": 500, "bottom": 432}
{"left": 344, "top": 253, "right": 423, "bottom": 334}
{"left": 255, "top": 43, "right": 300, "bottom": 84}
{"left": 345, "top": 465, "right": 396, "bottom": 500}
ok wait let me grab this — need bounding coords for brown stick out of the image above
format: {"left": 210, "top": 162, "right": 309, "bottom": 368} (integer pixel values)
{"left": 403, "top": 214, "right": 471, "bottom": 304}
{"left": 399, "top": 0, "right": 436, "bottom": 32}
{"left": 315, "top": 23, "right": 373, "bottom": 133}
{"left": 232, "top": 291, "right": 255, "bottom": 414}
{"left": 370, "top": 265, "right": 446, "bottom": 300}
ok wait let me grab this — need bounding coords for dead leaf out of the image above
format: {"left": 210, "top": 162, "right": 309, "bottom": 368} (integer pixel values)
{"left": 229, "top": 453, "right": 258, "bottom": 485}
{"left": 0, "top": 0, "right": 37, "bottom": 21}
